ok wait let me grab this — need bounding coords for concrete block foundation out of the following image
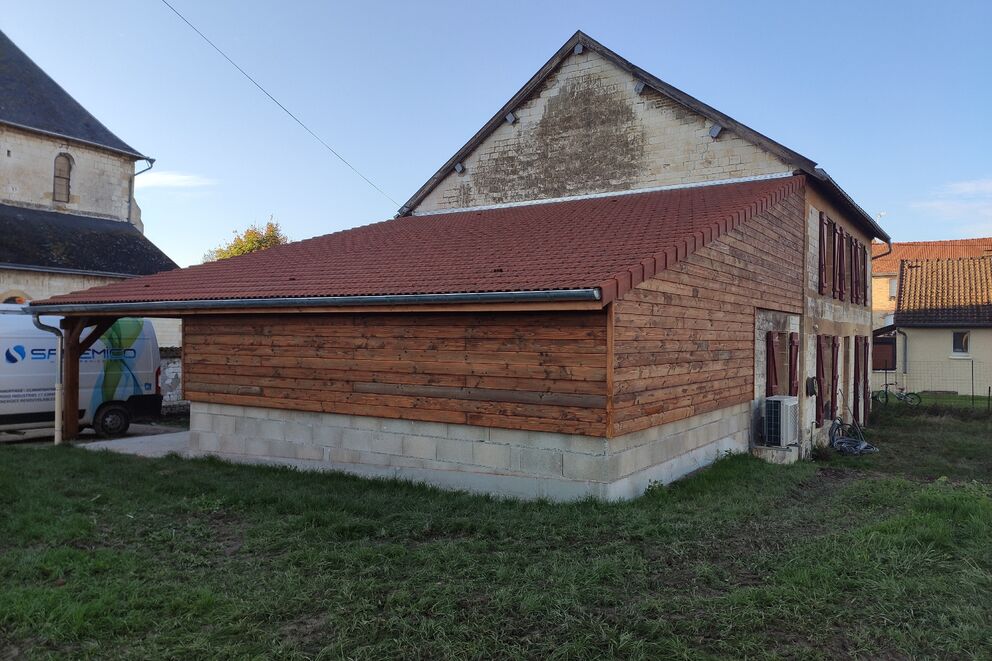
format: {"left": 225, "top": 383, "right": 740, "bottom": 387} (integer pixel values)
{"left": 188, "top": 402, "right": 751, "bottom": 501}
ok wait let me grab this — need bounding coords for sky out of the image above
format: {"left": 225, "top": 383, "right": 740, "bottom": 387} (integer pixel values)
{"left": 2, "top": 0, "right": 991, "bottom": 267}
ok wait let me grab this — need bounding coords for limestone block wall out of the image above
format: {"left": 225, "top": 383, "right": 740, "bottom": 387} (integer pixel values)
{"left": 414, "top": 49, "right": 791, "bottom": 213}
{"left": 0, "top": 124, "right": 139, "bottom": 225}
{"left": 802, "top": 187, "right": 874, "bottom": 449}
{"left": 188, "top": 401, "right": 749, "bottom": 501}
{"left": 0, "top": 268, "right": 121, "bottom": 303}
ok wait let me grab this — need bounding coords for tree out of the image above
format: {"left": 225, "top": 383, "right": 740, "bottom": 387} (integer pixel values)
{"left": 203, "top": 217, "right": 289, "bottom": 262}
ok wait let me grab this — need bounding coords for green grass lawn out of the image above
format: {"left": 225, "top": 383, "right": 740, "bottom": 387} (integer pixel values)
{"left": 912, "top": 392, "right": 992, "bottom": 411}
{"left": 2, "top": 408, "right": 991, "bottom": 659}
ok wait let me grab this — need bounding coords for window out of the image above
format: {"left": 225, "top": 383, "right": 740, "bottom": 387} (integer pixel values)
{"left": 765, "top": 331, "right": 793, "bottom": 397}
{"left": 953, "top": 331, "right": 970, "bottom": 354}
{"left": 873, "top": 337, "right": 896, "bottom": 370}
{"left": 53, "top": 153, "right": 72, "bottom": 203}
{"left": 888, "top": 277, "right": 898, "bottom": 300}
{"left": 815, "top": 334, "right": 840, "bottom": 425}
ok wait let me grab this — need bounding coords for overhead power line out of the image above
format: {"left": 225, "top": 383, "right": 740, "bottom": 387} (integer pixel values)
{"left": 159, "top": 0, "right": 400, "bottom": 207}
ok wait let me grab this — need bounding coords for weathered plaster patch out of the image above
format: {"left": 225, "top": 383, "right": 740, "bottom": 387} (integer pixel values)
{"left": 472, "top": 73, "right": 645, "bottom": 204}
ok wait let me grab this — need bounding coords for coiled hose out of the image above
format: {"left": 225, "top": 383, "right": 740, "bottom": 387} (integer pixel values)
{"left": 828, "top": 418, "right": 879, "bottom": 456}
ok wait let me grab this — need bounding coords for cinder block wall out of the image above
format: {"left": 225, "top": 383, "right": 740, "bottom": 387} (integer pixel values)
{"left": 188, "top": 402, "right": 749, "bottom": 501}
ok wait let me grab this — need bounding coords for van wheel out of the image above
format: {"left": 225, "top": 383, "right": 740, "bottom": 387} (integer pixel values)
{"left": 94, "top": 403, "right": 130, "bottom": 438}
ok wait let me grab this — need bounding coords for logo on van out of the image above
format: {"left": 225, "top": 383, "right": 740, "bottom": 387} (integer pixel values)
{"left": 4, "top": 345, "right": 26, "bottom": 363}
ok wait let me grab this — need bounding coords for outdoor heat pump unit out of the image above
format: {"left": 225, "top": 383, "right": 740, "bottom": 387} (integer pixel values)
{"left": 763, "top": 395, "right": 799, "bottom": 447}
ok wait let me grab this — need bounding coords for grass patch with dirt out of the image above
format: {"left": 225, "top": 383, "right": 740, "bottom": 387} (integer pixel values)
{"left": 1, "top": 407, "right": 990, "bottom": 659}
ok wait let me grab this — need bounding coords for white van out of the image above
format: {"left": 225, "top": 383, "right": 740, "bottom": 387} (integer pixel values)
{"left": 0, "top": 305, "right": 162, "bottom": 436}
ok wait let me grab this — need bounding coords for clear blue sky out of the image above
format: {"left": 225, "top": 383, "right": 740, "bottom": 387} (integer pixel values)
{"left": 3, "top": 0, "right": 991, "bottom": 266}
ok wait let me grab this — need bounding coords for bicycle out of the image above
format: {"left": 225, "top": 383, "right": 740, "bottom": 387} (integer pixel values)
{"left": 873, "top": 382, "right": 921, "bottom": 407}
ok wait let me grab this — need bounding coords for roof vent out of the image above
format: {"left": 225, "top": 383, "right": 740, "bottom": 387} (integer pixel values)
{"left": 709, "top": 123, "right": 724, "bottom": 139}
{"left": 573, "top": 43, "right": 584, "bottom": 55}
{"left": 505, "top": 111, "right": 517, "bottom": 125}
{"left": 633, "top": 81, "right": 646, "bottom": 94}
{"left": 454, "top": 162, "right": 465, "bottom": 174}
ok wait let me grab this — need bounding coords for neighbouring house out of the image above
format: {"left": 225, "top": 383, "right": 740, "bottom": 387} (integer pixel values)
{"left": 30, "top": 31, "right": 889, "bottom": 499}
{"left": 875, "top": 257, "right": 992, "bottom": 398}
{"left": 0, "top": 29, "right": 184, "bottom": 402}
{"left": 871, "top": 238, "right": 992, "bottom": 329}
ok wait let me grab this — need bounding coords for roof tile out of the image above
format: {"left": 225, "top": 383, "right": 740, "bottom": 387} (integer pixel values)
{"left": 872, "top": 238, "right": 992, "bottom": 274}
{"left": 895, "top": 257, "right": 992, "bottom": 327}
{"left": 33, "top": 176, "right": 804, "bottom": 307}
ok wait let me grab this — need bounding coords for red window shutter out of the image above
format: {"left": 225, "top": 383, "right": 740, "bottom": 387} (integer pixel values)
{"left": 862, "top": 243, "right": 869, "bottom": 305}
{"left": 766, "top": 331, "right": 779, "bottom": 397}
{"left": 788, "top": 332, "right": 799, "bottom": 397}
{"left": 818, "top": 214, "right": 828, "bottom": 295}
{"left": 838, "top": 229, "right": 847, "bottom": 301}
{"left": 830, "top": 336, "right": 840, "bottom": 419}
{"left": 862, "top": 336, "right": 871, "bottom": 422}
{"left": 850, "top": 237, "right": 859, "bottom": 304}
{"left": 860, "top": 242, "right": 866, "bottom": 305}
{"left": 830, "top": 222, "right": 840, "bottom": 298}
{"left": 815, "top": 335, "right": 825, "bottom": 426}
{"left": 853, "top": 336, "right": 862, "bottom": 423}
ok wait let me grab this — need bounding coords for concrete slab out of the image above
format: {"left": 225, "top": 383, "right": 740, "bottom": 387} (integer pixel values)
{"left": 81, "top": 431, "right": 191, "bottom": 458}
{"left": 1, "top": 422, "right": 187, "bottom": 446}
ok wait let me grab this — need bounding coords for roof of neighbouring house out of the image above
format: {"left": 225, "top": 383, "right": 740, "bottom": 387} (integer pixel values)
{"left": 895, "top": 257, "right": 992, "bottom": 327}
{"left": 0, "top": 30, "right": 144, "bottom": 158}
{"left": 872, "top": 237, "right": 992, "bottom": 274}
{"left": 0, "top": 203, "right": 178, "bottom": 277}
{"left": 30, "top": 175, "right": 804, "bottom": 309}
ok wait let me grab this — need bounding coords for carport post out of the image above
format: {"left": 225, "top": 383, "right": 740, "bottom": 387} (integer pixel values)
{"left": 59, "top": 316, "right": 117, "bottom": 441}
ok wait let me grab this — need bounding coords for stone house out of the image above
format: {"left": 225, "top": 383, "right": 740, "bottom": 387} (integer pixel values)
{"left": 877, "top": 256, "right": 992, "bottom": 398}
{"left": 32, "top": 31, "right": 889, "bottom": 499}
{"left": 0, "top": 30, "right": 180, "bottom": 345}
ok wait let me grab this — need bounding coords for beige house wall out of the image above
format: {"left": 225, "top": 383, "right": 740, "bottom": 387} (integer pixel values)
{"left": 872, "top": 328, "right": 992, "bottom": 396}
{"left": 0, "top": 124, "right": 141, "bottom": 228}
{"left": 871, "top": 274, "right": 898, "bottom": 328}
{"left": 413, "top": 49, "right": 792, "bottom": 213}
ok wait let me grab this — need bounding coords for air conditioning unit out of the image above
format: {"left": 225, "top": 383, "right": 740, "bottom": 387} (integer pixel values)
{"left": 764, "top": 395, "right": 799, "bottom": 447}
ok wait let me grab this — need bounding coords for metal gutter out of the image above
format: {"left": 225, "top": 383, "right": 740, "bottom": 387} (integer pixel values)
{"left": 0, "top": 262, "right": 140, "bottom": 279}
{"left": 27, "top": 288, "right": 603, "bottom": 315}
{"left": 31, "top": 315, "right": 64, "bottom": 445}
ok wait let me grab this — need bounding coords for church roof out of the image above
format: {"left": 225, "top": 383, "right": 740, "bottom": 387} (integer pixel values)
{"left": 0, "top": 203, "right": 177, "bottom": 278}
{"left": 0, "top": 30, "right": 144, "bottom": 158}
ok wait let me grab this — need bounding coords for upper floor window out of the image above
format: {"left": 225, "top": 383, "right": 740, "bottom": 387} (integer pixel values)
{"left": 888, "top": 277, "right": 898, "bottom": 300}
{"left": 818, "top": 212, "right": 868, "bottom": 306}
{"left": 953, "top": 331, "right": 970, "bottom": 354}
{"left": 53, "top": 153, "right": 72, "bottom": 203}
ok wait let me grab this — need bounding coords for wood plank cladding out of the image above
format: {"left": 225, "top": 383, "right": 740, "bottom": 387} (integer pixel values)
{"left": 183, "top": 311, "right": 609, "bottom": 436}
{"left": 610, "top": 188, "right": 806, "bottom": 436}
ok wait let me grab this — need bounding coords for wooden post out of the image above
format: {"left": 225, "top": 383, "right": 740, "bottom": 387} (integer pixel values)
{"left": 59, "top": 317, "right": 117, "bottom": 441}
{"left": 60, "top": 317, "right": 85, "bottom": 441}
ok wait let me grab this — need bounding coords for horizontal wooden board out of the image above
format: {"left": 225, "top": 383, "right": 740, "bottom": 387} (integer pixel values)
{"left": 184, "top": 310, "right": 608, "bottom": 436}
{"left": 609, "top": 189, "right": 805, "bottom": 436}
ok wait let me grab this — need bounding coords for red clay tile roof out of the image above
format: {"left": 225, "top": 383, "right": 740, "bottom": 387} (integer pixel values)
{"left": 895, "top": 257, "right": 992, "bottom": 327}
{"left": 872, "top": 237, "right": 992, "bottom": 274}
{"left": 31, "top": 176, "right": 805, "bottom": 309}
